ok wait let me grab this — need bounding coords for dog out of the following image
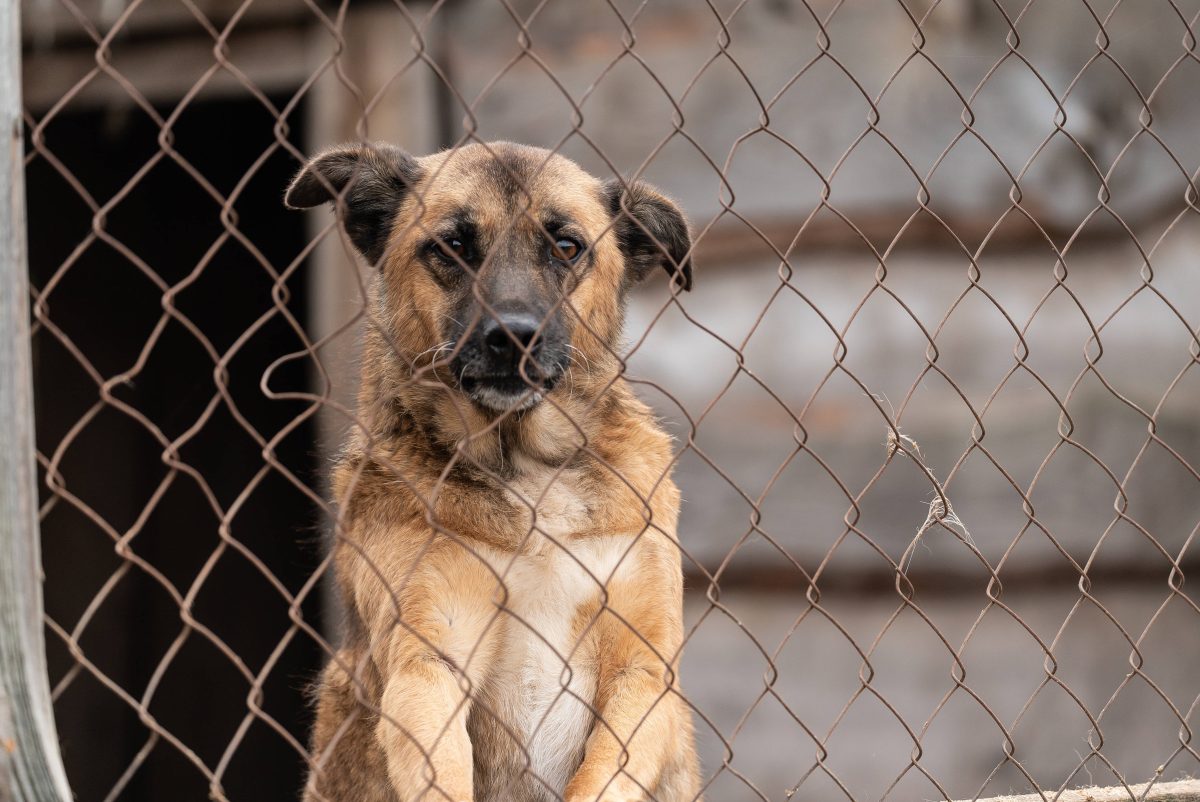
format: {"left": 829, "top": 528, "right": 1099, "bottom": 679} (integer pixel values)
{"left": 285, "top": 141, "right": 702, "bottom": 802}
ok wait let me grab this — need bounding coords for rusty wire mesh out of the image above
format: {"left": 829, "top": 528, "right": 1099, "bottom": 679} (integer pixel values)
{"left": 17, "top": 0, "right": 1200, "bottom": 800}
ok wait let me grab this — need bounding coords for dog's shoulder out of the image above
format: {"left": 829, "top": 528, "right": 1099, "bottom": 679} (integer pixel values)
{"left": 592, "top": 384, "right": 677, "bottom": 480}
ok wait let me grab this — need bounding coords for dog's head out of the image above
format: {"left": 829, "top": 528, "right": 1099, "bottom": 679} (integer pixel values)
{"left": 285, "top": 141, "right": 692, "bottom": 415}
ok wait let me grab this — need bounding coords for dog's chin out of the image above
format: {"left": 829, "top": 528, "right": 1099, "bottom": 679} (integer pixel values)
{"left": 460, "top": 375, "right": 559, "bottom": 413}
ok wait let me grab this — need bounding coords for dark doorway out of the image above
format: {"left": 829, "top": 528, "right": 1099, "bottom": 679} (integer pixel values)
{"left": 26, "top": 92, "right": 324, "bottom": 802}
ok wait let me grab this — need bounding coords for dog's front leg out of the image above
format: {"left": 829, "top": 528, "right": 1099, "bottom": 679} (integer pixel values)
{"left": 376, "top": 651, "right": 476, "bottom": 802}
{"left": 365, "top": 557, "right": 498, "bottom": 802}
{"left": 564, "top": 663, "right": 677, "bottom": 802}
{"left": 564, "top": 578, "right": 683, "bottom": 802}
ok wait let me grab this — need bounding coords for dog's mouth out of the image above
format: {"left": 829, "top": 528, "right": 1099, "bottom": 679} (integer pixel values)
{"left": 459, "top": 371, "right": 562, "bottom": 412}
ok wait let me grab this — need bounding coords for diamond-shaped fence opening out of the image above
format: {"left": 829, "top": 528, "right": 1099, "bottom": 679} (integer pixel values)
{"left": 3, "top": 1, "right": 1199, "bottom": 801}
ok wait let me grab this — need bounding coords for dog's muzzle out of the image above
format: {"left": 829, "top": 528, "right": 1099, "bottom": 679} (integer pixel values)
{"left": 454, "top": 310, "right": 565, "bottom": 412}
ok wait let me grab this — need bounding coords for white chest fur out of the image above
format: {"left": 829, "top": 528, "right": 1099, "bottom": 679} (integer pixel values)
{"left": 476, "top": 467, "right": 636, "bottom": 794}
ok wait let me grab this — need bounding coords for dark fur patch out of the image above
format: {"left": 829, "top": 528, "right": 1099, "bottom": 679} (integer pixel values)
{"left": 603, "top": 179, "right": 694, "bottom": 291}
{"left": 285, "top": 143, "right": 421, "bottom": 266}
{"left": 478, "top": 143, "right": 539, "bottom": 205}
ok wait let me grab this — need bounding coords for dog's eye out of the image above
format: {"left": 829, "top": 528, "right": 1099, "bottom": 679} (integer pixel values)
{"left": 428, "top": 236, "right": 469, "bottom": 263}
{"left": 436, "top": 238, "right": 468, "bottom": 261}
{"left": 552, "top": 238, "right": 582, "bottom": 262}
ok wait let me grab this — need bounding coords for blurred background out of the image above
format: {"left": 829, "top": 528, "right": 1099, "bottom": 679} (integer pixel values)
{"left": 19, "top": 0, "right": 1200, "bottom": 800}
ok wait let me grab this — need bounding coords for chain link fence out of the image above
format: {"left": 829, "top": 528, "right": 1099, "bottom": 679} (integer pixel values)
{"left": 8, "top": 0, "right": 1200, "bottom": 800}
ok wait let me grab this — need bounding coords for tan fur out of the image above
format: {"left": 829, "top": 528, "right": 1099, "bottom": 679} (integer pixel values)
{"left": 299, "top": 143, "right": 701, "bottom": 802}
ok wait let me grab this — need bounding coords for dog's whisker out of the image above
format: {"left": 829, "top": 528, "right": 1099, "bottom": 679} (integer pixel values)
{"left": 563, "top": 344, "right": 594, "bottom": 382}
{"left": 435, "top": 312, "right": 468, "bottom": 333}
{"left": 564, "top": 343, "right": 591, "bottom": 369}
{"left": 412, "top": 342, "right": 457, "bottom": 384}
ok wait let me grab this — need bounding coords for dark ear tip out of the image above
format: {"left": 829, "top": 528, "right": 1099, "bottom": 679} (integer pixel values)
{"left": 283, "top": 170, "right": 325, "bottom": 210}
{"left": 281, "top": 143, "right": 372, "bottom": 210}
{"left": 671, "top": 260, "right": 693, "bottom": 292}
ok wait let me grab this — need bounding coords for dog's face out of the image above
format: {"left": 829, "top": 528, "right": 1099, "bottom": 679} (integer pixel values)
{"left": 285, "top": 141, "right": 692, "bottom": 414}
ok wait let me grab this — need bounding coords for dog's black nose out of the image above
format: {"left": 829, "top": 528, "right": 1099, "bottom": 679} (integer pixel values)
{"left": 483, "top": 313, "right": 542, "bottom": 364}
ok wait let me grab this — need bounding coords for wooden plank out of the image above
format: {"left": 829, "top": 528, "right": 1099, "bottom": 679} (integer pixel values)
{"left": 0, "top": 3, "right": 72, "bottom": 801}
{"left": 20, "top": 0, "right": 324, "bottom": 47}
{"left": 955, "top": 780, "right": 1200, "bottom": 802}
{"left": 303, "top": 3, "right": 440, "bottom": 644}
{"left": 21, "top": 23, "right": 316, "bottom": 111}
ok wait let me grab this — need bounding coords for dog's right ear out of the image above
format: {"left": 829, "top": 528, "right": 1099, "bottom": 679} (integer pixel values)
{"left": 602, "top": 178, "right": 693, "bottom": 292}
{"left": 284, "top": 142, "right": 421, "bottom": 266}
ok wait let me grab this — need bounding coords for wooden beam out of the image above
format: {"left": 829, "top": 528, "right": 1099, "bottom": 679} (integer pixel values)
{"left": 21, "top": 23, "right": 316, "bottom": 112}
{"left": 0, "top": 4, "right": 72, "bottom": 802}
{"left": 688, "top": 203, "right": 1188, "bottom": 266}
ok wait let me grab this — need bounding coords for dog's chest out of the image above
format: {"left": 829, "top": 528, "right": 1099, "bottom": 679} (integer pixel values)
{"left": 473, "top": 470, "right": 633, "bottom": 797}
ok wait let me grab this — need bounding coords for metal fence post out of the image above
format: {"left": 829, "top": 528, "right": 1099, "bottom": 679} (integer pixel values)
{"left": 0, "top": 4, "right": 72, "bottom": 800}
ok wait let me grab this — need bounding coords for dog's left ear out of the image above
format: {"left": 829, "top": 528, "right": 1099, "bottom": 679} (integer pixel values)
{"left": 603, "top": 179, "right": 693, "bottom": 291}
{"left": 284, "top": 142, "right": 421, "bottom": 266}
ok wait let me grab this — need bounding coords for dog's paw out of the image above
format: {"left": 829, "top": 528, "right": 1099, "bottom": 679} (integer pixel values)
{"left": 565, "top": 768, "right": 646, "bottom": 802}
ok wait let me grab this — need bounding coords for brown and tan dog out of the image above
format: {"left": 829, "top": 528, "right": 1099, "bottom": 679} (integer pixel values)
{"left": 285, "top": 141, "right": 702, "bottom": 802}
